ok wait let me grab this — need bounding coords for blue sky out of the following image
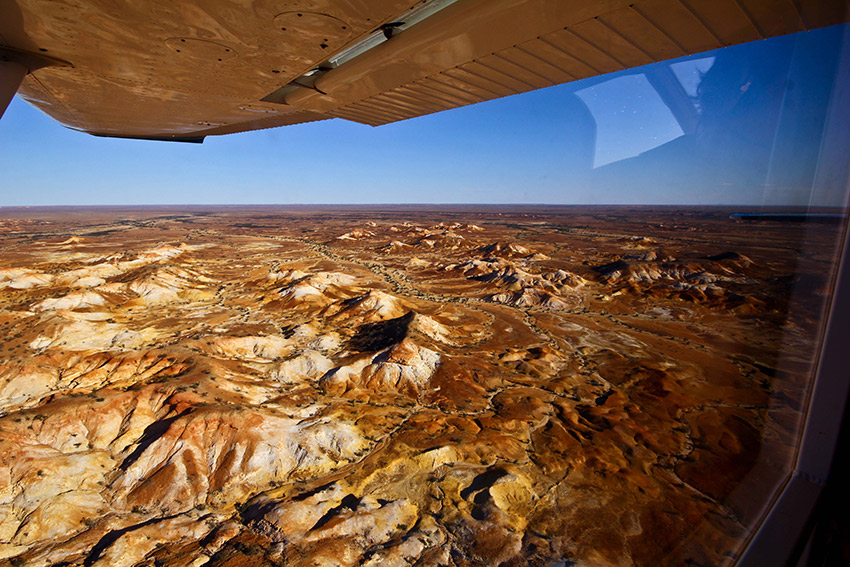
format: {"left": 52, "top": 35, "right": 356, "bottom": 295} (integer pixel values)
{"left": 1, "top": 25, "right": 848, "bottom": 207}
{"left": 1, "top": 86, "right": 606, "bottom": 206}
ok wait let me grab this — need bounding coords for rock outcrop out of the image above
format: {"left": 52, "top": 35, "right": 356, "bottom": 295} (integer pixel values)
{"left": 0, "top": 207, "right": 826, "bottom": 567}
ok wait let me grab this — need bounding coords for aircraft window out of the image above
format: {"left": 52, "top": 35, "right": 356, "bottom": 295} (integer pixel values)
{"left": 566, "top": 23, "right": 850, "bottom": 565}
{"left": 0, "top": 15, "right": 847, "bottom": 567}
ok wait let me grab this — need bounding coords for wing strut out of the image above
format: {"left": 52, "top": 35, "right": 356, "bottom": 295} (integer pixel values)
{"left": 0, "top": 47, "right": 71, "bottom": 119}
{"left": 0, "top": 58, "right": 26, "bottom": 119}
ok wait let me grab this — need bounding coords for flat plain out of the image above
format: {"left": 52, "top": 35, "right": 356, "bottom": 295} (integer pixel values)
{"left": 0, "top": 205, "right": 841, "bottom": 567}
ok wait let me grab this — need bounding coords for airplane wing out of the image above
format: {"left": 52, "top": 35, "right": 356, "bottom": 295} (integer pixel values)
{"left": 1, "top": 0, "right": 848, "bottom": 142}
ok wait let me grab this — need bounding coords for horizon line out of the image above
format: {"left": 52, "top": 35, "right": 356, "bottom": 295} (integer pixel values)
{"left": 1, "top": 203, "right": 837, "bottom": 210}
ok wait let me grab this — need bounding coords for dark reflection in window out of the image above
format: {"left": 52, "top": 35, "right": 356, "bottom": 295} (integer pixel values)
{"left": 559, "top": 24, "right": 849, "bottom": 207}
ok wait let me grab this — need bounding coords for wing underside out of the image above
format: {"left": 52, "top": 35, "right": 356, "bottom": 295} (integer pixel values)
{"left": 2, "top": 0, "right": 848, "bottom": 141}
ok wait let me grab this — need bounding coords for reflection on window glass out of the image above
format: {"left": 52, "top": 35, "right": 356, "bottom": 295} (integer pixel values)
{"left": 577, "top": 24, "right": 849, "bottom": 207}
{"left": 557, "top": 22, "right": 849, "bottom": 566}
{"left": 576, "top": 74, "right": 684, "bottom": 167}
{"left": 671, "top": 57, "right": 716, "bottom": 102}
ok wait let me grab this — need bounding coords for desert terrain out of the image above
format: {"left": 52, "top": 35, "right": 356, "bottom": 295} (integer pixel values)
{"left": 0, "top": 205, "right": 842, "bottom": 567}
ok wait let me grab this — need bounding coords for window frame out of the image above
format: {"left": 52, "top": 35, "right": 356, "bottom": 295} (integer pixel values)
{"left": 737, "top": 215, "right": 850, "bottom": 566}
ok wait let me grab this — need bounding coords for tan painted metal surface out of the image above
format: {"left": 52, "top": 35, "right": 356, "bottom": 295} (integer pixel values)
{"left": 1, "top": 0, "right": 848, "bottom": 140}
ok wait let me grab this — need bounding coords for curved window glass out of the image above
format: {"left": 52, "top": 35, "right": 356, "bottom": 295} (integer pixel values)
{"left": 0, "top": 19, "right": 848, "bottom": 567}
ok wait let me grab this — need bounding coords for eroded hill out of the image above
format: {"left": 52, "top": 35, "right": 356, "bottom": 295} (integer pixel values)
{"left": 0, "top": 206, "right": 840, "bottom": 567}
